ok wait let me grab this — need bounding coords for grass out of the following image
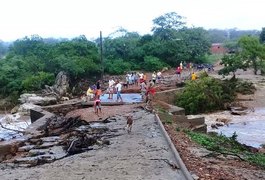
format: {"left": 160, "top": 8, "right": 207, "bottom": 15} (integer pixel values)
{"left": 184, "top": 130, "right": 265, "bottom": 168}
{"left": 204, "top": 54, "right": 224, "bottom": 64}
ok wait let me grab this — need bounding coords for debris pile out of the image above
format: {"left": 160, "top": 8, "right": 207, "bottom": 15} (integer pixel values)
{"left": 3, "top": 115, "right": 113, "bottom": 167}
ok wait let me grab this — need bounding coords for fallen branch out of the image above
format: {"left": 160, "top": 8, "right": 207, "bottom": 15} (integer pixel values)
{"left": 203, "top": 151, "right": 245, "bottom": 161}
{"left": 0, "top": 122, "right": 25, "bottom": 134}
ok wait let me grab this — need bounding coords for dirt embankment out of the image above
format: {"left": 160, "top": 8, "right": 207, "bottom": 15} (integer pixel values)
{"left": 164, "top": 67, "right": 265, "bottom": 180}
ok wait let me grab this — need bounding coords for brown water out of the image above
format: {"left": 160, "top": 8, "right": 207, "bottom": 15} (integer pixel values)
{"left": 207, "top": 107, "right": 265, "bottom": 148}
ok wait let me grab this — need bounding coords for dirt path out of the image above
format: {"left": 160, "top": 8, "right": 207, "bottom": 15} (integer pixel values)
{"left": 0, "top": 108, "right": 187, "bottom": 180}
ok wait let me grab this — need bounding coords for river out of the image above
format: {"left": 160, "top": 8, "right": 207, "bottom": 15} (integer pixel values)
{"left": 203, "top": 107, "right": 265, "bottom": 148}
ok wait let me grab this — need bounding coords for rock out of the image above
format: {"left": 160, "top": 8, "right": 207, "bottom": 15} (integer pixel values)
{"left": 215, "top": 122, "right": 225, "bottom": 126}
{"left": 18, "top": 145, "right": 36, "bottom": 152}
{"left": 48, "top": 146, "right": 67, "bottom": 159}
{"left": 0, "top": 141, "right": 19, "bottom": 162}
{"left": 230, "top": 106, "right": 249, "bottom": 115}
{"left": 44, "top": 71, "right": 70, "bottom": 97}
{"left": 11, "top": 106, "right": 19, "bottom": 114}
{"left": 38, "top": 142, "right": 59, "bottom": 149}
{"left": 216, "top": 118, "right": 231, "bottom": 124}
{"left": 18, "top": 103, "right": 41, "bottom": 115}
{"left": 28, "top": 149, "right": 47, "bottom": 156}
{"left": 19, "top": 94, "right": 57, "bottom": 106}
{"left": 14, "top": 157, "right": 39, "bottom": 166}
{"left": 191, "top": 173, "right": 200, "bottom": 180}
{"left": 40, "top": 136, "right": 60, "bottom": 142}
{"left": 211, "top": 124, "right": 218, "bottom": 129}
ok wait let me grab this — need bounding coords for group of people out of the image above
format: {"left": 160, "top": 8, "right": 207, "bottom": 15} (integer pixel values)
{"left": 84, "top": 78, "right": 124, "bottom": 116}
{"left": 176, "top": 61, "right": 197, "bottom": 81}
{"left": 84, "top": 70, "right": 163, "bottom": 116}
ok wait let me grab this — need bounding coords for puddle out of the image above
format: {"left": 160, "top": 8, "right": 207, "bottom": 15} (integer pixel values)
{"left": 207, "top": 107, "right": 265, "bottom": 148}
{"left": 100, "top": 93, "right": 142, "bottom": 103}
{"left": 0, "top": 113, "right": 31, "bottom": 140}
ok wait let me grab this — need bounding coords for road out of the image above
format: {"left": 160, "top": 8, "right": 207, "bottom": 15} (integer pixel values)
{"left": 0, "top": 108, "right": 189, "bottom": 180}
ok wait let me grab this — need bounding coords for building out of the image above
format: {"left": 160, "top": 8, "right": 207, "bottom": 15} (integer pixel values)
{"left": 210, "top": 43, "right": 227, "bottom": 54}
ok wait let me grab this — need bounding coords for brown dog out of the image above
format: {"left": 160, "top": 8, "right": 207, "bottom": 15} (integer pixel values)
{"left": 126, "top": 115, "right": 133, "bottom": 133}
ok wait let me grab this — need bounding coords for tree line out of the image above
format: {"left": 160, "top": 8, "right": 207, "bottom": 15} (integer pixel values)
{"left": 0, "top": 12, "right": 264, "bottom": 100}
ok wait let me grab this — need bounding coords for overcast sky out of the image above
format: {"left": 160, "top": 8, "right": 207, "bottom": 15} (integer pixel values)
{"left": 0, "top": 0, "right": 264, "bottom": 41}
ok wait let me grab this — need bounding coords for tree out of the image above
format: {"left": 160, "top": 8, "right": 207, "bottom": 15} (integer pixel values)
{"left": 219, "top": 36, "right": 265, "bottom": 77}
{"left": 238, "top": 36, "right": 264, "bottom": 75}
{"left": 218, "top": 53, "right": 248, "bottom": 78}
{"left": 152, "top": 12, "right": 185, "bottom": 41}
{"left": 178, "top": 27, "right": 211, "bottom": 63}
{"left": 260, "top": 27, "right": 265, "bottom": 44}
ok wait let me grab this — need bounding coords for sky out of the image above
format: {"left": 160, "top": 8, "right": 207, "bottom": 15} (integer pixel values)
{"left": 0, "top": 0, "right": 264, "bottom": 41}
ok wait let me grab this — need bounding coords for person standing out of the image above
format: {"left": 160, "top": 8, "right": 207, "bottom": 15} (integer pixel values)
{"left": 94, "top": 97, "right": 102, "bottom": 116}
{"left": 108, "top": 78, "right": 115, "bottom": 99}
{"left": 191, "top": 72, "right": 197, "bottom": 81}
{"left": 115, "top": 80, "right": 123, "bottom": 102}
{"left": 140, "top": 81, "right": 147, "bottom": 100}
{"left": 156, "top": 71, "right": 162, "bottom": 84}
{"left": 152, "top": 71, "right": 157, "bottom": 84}
{"left": 180, "top": 61, "right": 183, "bottom": 70}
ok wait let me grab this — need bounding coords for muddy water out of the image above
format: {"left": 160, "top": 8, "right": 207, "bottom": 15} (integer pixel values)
{"left": 206, "top": 107, "right": 265, "bottom": 148}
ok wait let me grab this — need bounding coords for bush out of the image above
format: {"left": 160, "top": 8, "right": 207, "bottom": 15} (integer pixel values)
{"left": 143, "top": 56, "right": 168, "bottom": 71}
{"left": 22, "top": 72, "right": 55, "bottom": 91}
{"left": 175, "top": 76, "right": 235, "bottom": 114}
{"left": 104, "top": 59, "right": 131, "bottom": 75}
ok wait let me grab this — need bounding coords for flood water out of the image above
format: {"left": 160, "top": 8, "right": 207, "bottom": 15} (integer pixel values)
{"left": 208, "top": 107, "right": 265, "bottom": 148}
{"left": 0, "top": 114, "right": 31, "bottom": 140}
{"left": 100, "top": 93, "right": 142, "bottom": 103}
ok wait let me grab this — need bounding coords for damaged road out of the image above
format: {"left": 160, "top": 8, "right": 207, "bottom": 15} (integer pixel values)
{"left": 0, "top": 107, "right": 188, "bottom": 180}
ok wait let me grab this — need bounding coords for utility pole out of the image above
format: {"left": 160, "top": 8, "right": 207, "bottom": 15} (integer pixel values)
{"left": 100, "top": 31, "right": 103, "bottom": 79}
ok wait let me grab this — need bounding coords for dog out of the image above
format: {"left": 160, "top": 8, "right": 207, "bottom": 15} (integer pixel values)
{"left": 126, "top": 115, "right": 133, "bottom": 134}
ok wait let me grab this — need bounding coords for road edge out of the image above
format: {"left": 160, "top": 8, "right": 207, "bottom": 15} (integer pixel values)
{"left": 155, "top": 113, "right": 194, "bottom": 180}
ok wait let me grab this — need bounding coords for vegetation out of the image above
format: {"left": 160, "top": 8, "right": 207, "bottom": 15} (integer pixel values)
{"left": 185, "top": 130, "right": 265, "bottom": 168}
{"left": 175, "top": 75, "right": 236, "bottom": 114}
{"left": 0, "top": 11, "right": 264, "bottom": 100}
{"left": 219, "top": 35, "right": 265, "bottom": 77}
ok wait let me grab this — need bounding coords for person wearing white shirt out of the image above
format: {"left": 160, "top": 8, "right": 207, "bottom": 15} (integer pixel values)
{"left": 108, "top": 78, "right": 115, "bottom": 99}
{"left": 115, "top": 80, "right": 123, "bottom": 102}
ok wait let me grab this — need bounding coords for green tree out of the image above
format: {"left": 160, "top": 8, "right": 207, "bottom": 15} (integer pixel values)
{"left": 218, "top": 53, "right": 248, "bottom": 78}
{"left": 238, "top": 36, "right": 264, "bottom": 75}
{"left": 152, "top": 12, "right": 185, "bottom": 41}
{"left": 260, "top": 27, "right": 265, "bottom": 44}
{"left": 143, "top": 56, "right": 167, "bottom": 71}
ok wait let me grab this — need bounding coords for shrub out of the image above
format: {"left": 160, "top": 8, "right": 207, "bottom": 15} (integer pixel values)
{"left": 143, "top": 56, "right": 168, "bottom": 71}
{"left": 22, "top": 72, "right": 55, "bottom": 91}
{"left": 105, "top": 58, "right": 131, "bottom": 75}
{"left": 175, "top": 76, "right": 235, "bottom": 114}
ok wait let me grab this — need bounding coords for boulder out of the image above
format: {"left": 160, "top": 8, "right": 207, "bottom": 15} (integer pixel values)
{"left": 19, "top": 94, "right": 57, "bottom": 106}
{"left": 18, "top": 103, "right": 41, "bottom": 115}
{"left": 44, "top": 71, "right": 70, "bottom": 97}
